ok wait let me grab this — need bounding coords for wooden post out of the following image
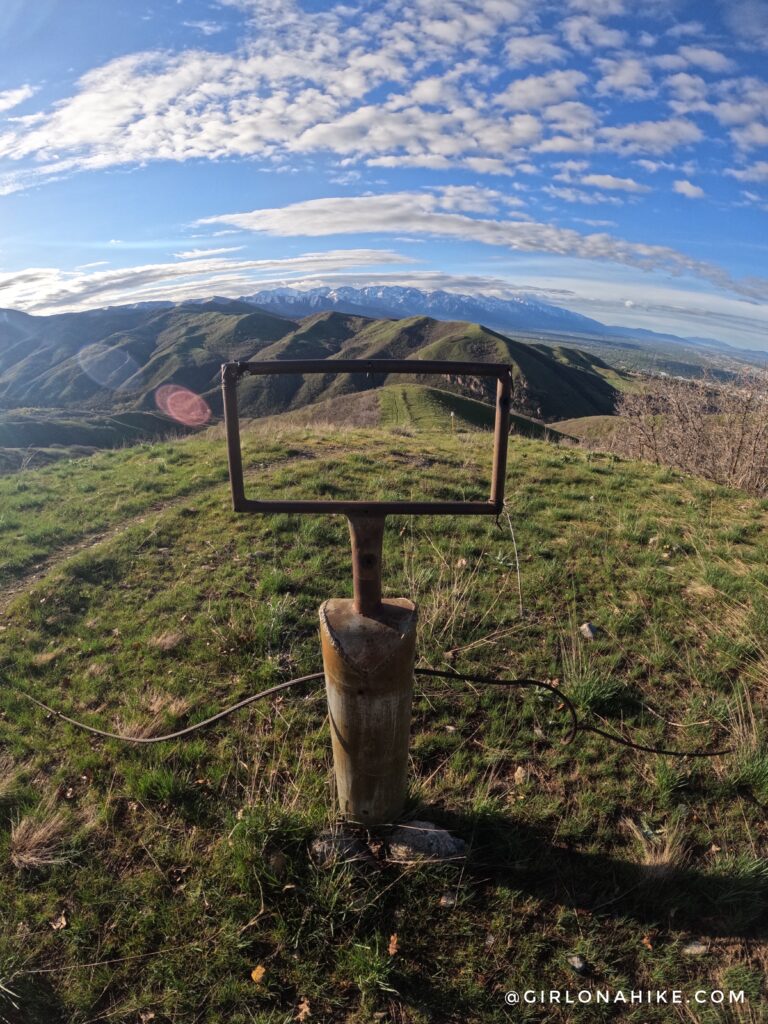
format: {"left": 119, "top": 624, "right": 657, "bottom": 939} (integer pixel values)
{"left": 320, "top": 516, "right": 417, "bottom": 825}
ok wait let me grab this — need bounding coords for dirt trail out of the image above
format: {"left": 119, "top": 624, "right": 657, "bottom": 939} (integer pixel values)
{"left": 0, "top": 493, "right": 202, "bottom": 617}
{"left": 0, "top": 443, "right": 433, "bottom": 617}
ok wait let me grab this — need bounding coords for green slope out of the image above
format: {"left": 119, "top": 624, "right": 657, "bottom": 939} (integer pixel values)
{"left": 260, "top": 383, "right": 572, "bottom": 440}
{"left": 0, "top": 427, "right": 765, "bottom": 1020}
{"left": 0, "top": 408, "right": 197, "bottom": 450}
{"left": 553, "top": 414, "right": 624, "bottom": 444}
{"left": 237, "top": 314, "right": 627, "bottom": 422}
{"left": 0, "top": 303, "right": 297, "bottom": 410}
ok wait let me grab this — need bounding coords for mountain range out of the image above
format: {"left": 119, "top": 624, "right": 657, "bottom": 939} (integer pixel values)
{"left": 237, "top": 285, "right": 749, "bottom": 359}
{"left": 0, "top": 298, "right": 630, "bottom": 454}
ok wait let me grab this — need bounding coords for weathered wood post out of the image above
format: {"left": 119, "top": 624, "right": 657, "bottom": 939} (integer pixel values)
{"left": 319, "top": 516, "right": 417, "bottom": 825}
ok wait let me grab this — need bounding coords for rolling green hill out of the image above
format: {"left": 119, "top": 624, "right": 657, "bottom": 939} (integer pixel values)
{"left": 238, "top": 314, "right": 627, "bottom": 422}
{"left": 0, "top": 303, "right": 296, "bottom": 411}
{"left": 0, "top": 304, "right": 629, "bottom": 469}
{"left": 0, "top": 425, "right": 766, "bottom": 1020}
{"left": 268, "top": 383, "right": 573, "bottom": 440}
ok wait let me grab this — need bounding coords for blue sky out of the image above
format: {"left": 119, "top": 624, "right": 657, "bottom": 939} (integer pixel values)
{"left": 0, "top": 0, "right": 767, "bottom": 347}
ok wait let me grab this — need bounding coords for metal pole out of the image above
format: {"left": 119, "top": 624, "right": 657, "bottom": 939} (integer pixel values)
{"left": 221, "top": 364, "right": 246, "bottom": 511}
{"left": 347, "top": 515, "right": 385, "bottom": 617}
{"left": 490, "top": 370, "right": 512, "bottom": 510}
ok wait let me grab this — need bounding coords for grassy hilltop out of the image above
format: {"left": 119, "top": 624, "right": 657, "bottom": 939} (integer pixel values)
{"left": 0, "top": 424, "right": 767, "bottom": 1021}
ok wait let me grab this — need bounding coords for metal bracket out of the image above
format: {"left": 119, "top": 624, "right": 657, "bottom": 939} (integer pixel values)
{"left": 221, "top": 358, "right": 512, "bottom": 517}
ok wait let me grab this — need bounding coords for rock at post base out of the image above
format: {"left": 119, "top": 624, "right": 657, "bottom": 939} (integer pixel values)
{"left": 386, "top": 821, "right": 467, "bottom": 862}
{"left": 309, "top": 830, "right": 373, "bottom": 869}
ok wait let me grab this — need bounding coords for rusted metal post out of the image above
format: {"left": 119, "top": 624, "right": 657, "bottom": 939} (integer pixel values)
{"left": 221, "top": 363, "right": 246, "bottom": 511}
{"left": 348, "top": 515, "right": 385, "bottom": 617}
{"left": 491, "top": 369, "right": 512, "bottom": 511}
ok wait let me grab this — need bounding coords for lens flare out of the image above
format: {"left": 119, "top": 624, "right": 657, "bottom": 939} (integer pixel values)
{"left": 77, "top": 344, "right": 141, "bottom": 390}
{"left": 155, "top": 385, "right": 211, "bottom": 427}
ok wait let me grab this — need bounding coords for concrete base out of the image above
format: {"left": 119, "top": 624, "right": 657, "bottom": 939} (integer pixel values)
{"left": 319, "top": 597, "right": 417, "bottom": 826}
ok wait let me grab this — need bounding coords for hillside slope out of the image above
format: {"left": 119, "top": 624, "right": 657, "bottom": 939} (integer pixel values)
{"left": 238, "top": 314, "right": 625, "bottom": 421}
{"left": 0, "top": 302, "right": 297, "bottom": 411}
{"left": 0, "top": 427, "right": 765, "bottom": 1020}
{"left": 0, "top": 303, "right": 629, "bottom": 430}
{"left": 266, "top": 383, "right": 573, "bottom": 440}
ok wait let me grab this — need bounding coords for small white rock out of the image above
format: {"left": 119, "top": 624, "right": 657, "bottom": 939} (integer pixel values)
{"left": 579, "top": 622, "right": 596, "bottom": 641}
{"left": 567, "top": 954, "right": 588, "bottom": 974}
{"left": 387, "top": 821, "right": 467, "bottom": 862}
{"left": 682, "top": 941, "right": 709, "bottom": 956}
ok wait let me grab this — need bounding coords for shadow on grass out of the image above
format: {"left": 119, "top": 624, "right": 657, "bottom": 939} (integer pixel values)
{"left": 417, "top": 805, "right": 768, "bottom": 940}
{"left": 0, "top": 976, "right": 65, "bottom": 1024}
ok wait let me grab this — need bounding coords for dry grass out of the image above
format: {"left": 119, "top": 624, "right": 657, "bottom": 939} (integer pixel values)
{"left": 116, "top": 689, "right": 192, "bottom": 739}
{"left": 622, "top": 816, "right": 688, "bottom": 880}
{"left": 0, "top": 753, "right": 20, "bottom": 802}
{"left": 149, "top": 629, "right": 185, "bottom": 652}
{"left": 10, "top": 797, "right": 71, "bottom": 870}
{"left": 728, "top": 686, "right": 761, "bottom": 757}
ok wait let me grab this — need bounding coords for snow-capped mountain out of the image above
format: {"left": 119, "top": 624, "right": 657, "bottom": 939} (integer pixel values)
{"left": 239, "top": 285, "right": 611, "bottom": 337}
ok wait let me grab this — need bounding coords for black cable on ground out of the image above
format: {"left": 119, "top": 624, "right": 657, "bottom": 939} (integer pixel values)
{"left": 16, "top": 667, "right": 732, "bottom": 758}
{"left": 415, "top": 668, "right": 732, "bottom": 758}
{"left": 17, "top": 673, "right": 325, "bottom": 745}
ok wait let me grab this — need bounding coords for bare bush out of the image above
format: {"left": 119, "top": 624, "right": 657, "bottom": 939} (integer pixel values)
{"left": 614, "top": 371, "right": 768, "bottom": 496}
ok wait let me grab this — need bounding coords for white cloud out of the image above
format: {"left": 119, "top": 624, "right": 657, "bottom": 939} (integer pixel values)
{"left": 542, "top": 101, "right": 598, "bottom": 134}
{"left": 653, "top": 54, "right": 689, "bottom": 71}
{"left": 0, "top": 85, "right": 37, "bottom": 114}
{"left": 496, "top": 70, "right": 587, "bottom": 110}
{"left": 595, "top": 56, "right": 656, "bottom": 99}
{"left": 582, "top": 173, "right": 650, "bottom": 192}
{"left": 634, "top": 158, "right": 676, "bottom": 172}
{"left": 726, "top": 161, "right": 768, "bottom": 181}
{"left": 678, "top": 46, "right": 736, "bottom": 73}
{"left": 198, "top": 190, "right": 768, "bottom": 300}
{"left": 183, "top": 21, "right": 224, "bottom": 36}
{"left": 572, "top": 217, "right": 618, "bottom": 226}
{"left": 664, "top": 72, "right": 708, "bottom": 103}
{"left": 431, "top": 185, "right": 510, "bottom": 213}
{"left": 560, "top": 15, "right": 626, "bottom": 52}
{"left": 566, "top": 0, "right": 625, "bottom": 13}
{"left": 673, "top": 179, "right": 705, "bottom": 198}
{"left": 174, "top": 246, "right": 245, "bottom": 259}
{"left": 543, "top": 184, "right": 623, "bottom": 205}
{"left": 505, "top": 34, "right": 567, "bottom": 65}
{"left": 553, "top": 158, "right": 589, "bottom": 181}
{"left": 666, "top": 21, "right": 705, "bottom": 38}
{"left": 0, "top": 249, "right": 413, "bottom": 313}
{"left": 599, "top": 118, "right": 703, "bottom": 154}
{"left": 731, "top": 122, "right": 768, "bottom": 149}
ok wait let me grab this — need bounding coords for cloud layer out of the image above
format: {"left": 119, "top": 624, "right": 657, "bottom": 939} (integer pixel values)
{"left": 200, "top": 189, "right": 768, "bottom": 301}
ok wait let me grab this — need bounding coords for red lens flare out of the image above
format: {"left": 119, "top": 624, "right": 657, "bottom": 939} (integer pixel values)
{"left": 155, "top": 385, "right": 211, "bottom": 427}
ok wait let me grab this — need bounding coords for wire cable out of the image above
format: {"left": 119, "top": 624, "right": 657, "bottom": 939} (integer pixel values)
{"left": 17, "top": 673, "right": 325, "bottom": 745}
{"left": 16, "top": 667, "right": 731, "bottom": 757}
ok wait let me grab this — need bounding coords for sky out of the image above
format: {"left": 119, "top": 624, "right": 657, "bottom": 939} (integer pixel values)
{"left": 0, "top": 0, "right": 767, "bottom": 348}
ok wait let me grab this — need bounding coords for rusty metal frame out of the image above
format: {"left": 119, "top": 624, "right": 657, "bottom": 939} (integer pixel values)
{"left": 221, "top": 359, "right": 512, "bottom": 517}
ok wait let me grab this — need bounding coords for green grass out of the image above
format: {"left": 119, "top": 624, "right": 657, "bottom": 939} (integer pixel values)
{"left": 552, "top": 415, "right": 624, "bottom": 445}
{"left": 1, "top": 425, "right": 767, "bottom": 1021}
